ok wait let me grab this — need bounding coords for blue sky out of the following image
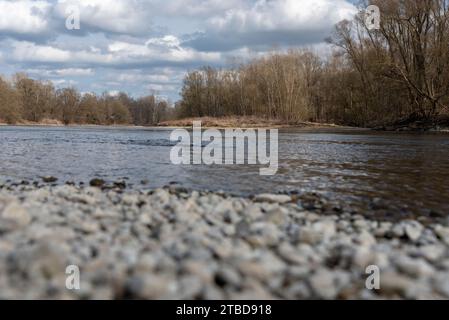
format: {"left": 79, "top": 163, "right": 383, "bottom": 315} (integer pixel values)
{"left": 0, "top": 0, "right": 358, "bottom": 100}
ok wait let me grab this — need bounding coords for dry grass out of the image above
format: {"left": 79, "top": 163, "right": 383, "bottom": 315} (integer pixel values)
{"left": 158, "top": 116, "right": 344, "bottom": 129}
{"left": 158, "top": 116, "right": 286, "bottom": 128}
{"left": 11, "top": 118, "right": 65, "bottom": 126}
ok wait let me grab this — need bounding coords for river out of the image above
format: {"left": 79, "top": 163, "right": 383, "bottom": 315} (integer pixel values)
{"left": 1, "top": 126, "right": 448, "bottom": 218}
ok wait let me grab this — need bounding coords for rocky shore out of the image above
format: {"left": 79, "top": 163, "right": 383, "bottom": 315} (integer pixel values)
{"left": 1, "top": 183, "right": 449, "bottom": 300}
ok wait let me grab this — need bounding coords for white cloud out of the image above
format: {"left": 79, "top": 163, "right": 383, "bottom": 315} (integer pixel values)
{"left": 0, "top": 0, "right": 51, "bottom": 35}
{"left": 51, "top": 78, "right": 78, "bottom": 86}
{"left": 25, "top": 67, "right": 94, "bottom": 77}
{"left": 116, "top": 72, "right": 181, "bottom": 84}
{"left": 107, "top": 36, "right": 221, "bottom": 64}
{"left": 53, "top": 68, "right": 94, "bottom": 76}
{"left": 184, "top": 0, "right": 357, "bottom": 51}
{"left": 106, "top": 90, "right": 120, "bottom": 97}
{"left": 10, "top": 36, "right": 221, "bottom": 66}
{"left": 210, "top": 0, "right": 356, "bottom": 32}
{"left": 147, "top": 83, "right": 177, "bottom": 92}
{"left": 12, "top": 41, "right": 71, "bottom": 62}
{"left": 159, "top": 0, "right": 244, "bottom": 17}
{"left": 209, "top": 0, "right": 356, "bottom": 32}
{"left": 55, "top": 0, "right": 154, "bottom": 35}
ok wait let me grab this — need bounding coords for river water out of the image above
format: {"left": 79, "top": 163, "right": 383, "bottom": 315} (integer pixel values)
{"left": 1, "top": 126, "right": 448, "bottom": 217}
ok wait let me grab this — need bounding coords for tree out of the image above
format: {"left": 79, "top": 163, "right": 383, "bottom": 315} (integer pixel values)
{"left": 56, "top": 87, "right": 80, "bottom": 124}
{"left": 0, "top": 77, "right": 22, "bottom": 124}
{"left": 14, "top": 73, "right": 55, "bottom": 122}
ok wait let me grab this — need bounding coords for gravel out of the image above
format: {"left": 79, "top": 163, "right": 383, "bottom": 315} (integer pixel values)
{"left": 0, "top": 183, "right": 448, "bottom": 300}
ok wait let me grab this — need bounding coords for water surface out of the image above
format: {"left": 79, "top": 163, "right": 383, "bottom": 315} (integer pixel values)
{"left": 1, "top": 126, "right": 448, "bottom": 217}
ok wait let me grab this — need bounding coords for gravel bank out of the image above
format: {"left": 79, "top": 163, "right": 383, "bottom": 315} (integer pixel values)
{"left": 1, "top": 184, "right": 449, "bottom": 299}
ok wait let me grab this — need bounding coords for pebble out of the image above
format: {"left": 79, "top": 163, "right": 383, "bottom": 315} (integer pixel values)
{"left": 404, "top": 221, "right": 423, "bottom": 242}
{"left": 89, "top": 179, "right": 105, "bottom": 188}
{"left": 254, "top": 194, "right": 292, "bottom": 204}
{"left": 434, "top": 226, "right": 449, "bottom": 244}
{"left": 0, "top": 183, "right": 448, "bottom": 299}
{"left": 41, "top": 176, "right": 58, "bottom": 183}
{"left": 0, "top": 202, "right": 31, "bottom": 231}
{"left": 395, "top": 256, "right": 434, "bottom": 277}
{"left": 309, "top": 269, "right": 338, "bottom": 299}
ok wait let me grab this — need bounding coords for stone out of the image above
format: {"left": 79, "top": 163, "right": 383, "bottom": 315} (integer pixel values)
{"left": 352, "top": 246, "right": 376, "bottom": 268}
{"left": 89, "top": 178, "right": 105, "bottom": 187}
{"left": 265, "top": 207, "right": 288, "bottom": 225}
{"left": 434, "top": 225, "right": 449, "bottom": 244}
{"left": 395, "top": 256, "right": 434, "bottom": 277}
{"left": 238, "top": 261, "right": 271, "bottom": 281}
{"left": 278, "top": 242, "right": 307, "bottom": 265}
{"left": 392, "top": 223, "right": 405, "bottom": 238}
{"left": 353, "top": 219, "right": 370, "bottom": 230}
{"left": 248, "top": 222, "right": 281, "bottom": 246}
{"left": 0, "top": 182, "right": 447, "bottom": 300}
{"left": 404, "top": 221, "right": 423, "bottom": 242}
{"left": 433, "top": 274, "right": 449, "bottom": 298}
{"left": 0, "top": 202, "right": 31, "bottom": 231}
{"left": 214, "top": 267, "right": 241, "bottom": 288}
{"left": 314, "top": 220, "right": 336, "bottom": 239}
{"left": 113, "top": 181, "right": 127, "bottom": 189}
{"left": 285, "top": 282, "right": 311, "bottom": 299}
{"left": 299, "top": 220, "right": 336, "bottom": 245}
{"left": 254, "top": 194, "right": 292, "bottom": 204}
{"left": 308, "top": 269, "right": 338, "bottom": 299}
{"left": 418, "top": 245, "right": 445, "bottom": 262}
{"left": 41, "top": 176, "right": 58, "bottom": 183}
{"left": 125, "top": 275, "right": 176, "bottom": 299}
{"left": 299, "top": 228, "right": 322, "bottom": 245}
{"left": 374, "top": 222, "right": 392, "bottom": 237}
{"left": 380, "top": 272, "right": 412, "bottom": 297}
{"left": 354, "top": 230, "right": 376, "bottom": 247}
{"left": 245, "top": 205, "right": 263, "bottom": 221}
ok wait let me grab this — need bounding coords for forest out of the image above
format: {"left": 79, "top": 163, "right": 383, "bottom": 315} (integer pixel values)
{"left": 1, "top": 0, "right": 448, "bottom": 128}
{"left": 0, "top": 73, "right": 172, "bottom": 126}
{"left": 176, "top": 0, "right": 449, "bottom": 128}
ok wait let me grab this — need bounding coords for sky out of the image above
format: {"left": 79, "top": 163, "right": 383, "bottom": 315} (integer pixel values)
{"left": 0, "top": 0, "right": 359, "bottom": 101}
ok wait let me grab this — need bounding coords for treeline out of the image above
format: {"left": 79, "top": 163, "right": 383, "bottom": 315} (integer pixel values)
{"left": 176, "top": 0, "right": 449, "bottom": 127}
{"left": 0, "top": 73, "right": 172, "bottom": 125}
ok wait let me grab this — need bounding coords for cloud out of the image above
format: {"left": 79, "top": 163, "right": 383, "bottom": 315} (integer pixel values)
{"left": 53, "top": 67, "right": 94, "bottom": 76}
{"left": 0, "top": 0, "right": 52, "bottom": 40}
{"left": 183, "top": 0, "right": 357, "bottom": 51}
{"left": 26, "top": 67, "right": 94, "bottom": 77}
{"left": 50, "top": 78, "right": 78, "bottom": 87}
{"left": 9, "top": 36, "right": 221, "bottom": 68}
{"left": 54, "top": 0, "right": 155, "bottom": 36}
{"left": 115, "top": 69, "right": 184, "bottom": 84}
{"left": 158, "top": 0, "right": 244, "bottom": 17}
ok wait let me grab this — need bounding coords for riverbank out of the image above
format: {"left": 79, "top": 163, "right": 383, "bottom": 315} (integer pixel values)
{"left": 158, "top": 116, "right": 351, "bottom": 129}
{"left": 0, "top": 119, "right": 143, "bottom": 128}
{"left": 373, "top": 116, "right": 449, "bottom": 133}
{"left": 1, "top": 117, "right": 351, "bottom": 129}
{"left": 3, "top": 116, "right": 448, "bottom": 132}
{"left": 1, "top": 183, "right": 448, "bottom": 299}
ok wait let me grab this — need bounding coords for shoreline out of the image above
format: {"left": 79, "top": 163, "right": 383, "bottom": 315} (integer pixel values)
{"left": 2, "top": 117, "right": 449, "bottom": 132}
{"left": 1, "top": 183, "right": 449, "bottom": 299}
{"left": 0, "top": 121, "right": 357, "bottom": 130}
{"left": 158, "top": 117, "right": 359, "bottom": 130}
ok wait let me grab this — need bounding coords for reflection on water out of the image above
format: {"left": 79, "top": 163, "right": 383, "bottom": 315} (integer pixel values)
{"left": 1, "top": 126, "right": 448, "bottom": 217}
